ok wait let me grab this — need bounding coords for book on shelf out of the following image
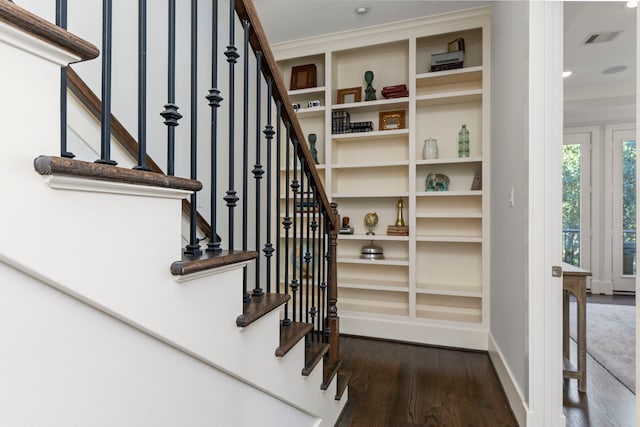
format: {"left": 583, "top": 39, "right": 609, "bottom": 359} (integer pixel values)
{"left": 381, "top": 84, "right": 409, "bottom": 99}
{"left": 387, "top": 225, "right": 409, "bottom": 236}
{"left": 332, "top": 110, "right": 351, "bottom": 134}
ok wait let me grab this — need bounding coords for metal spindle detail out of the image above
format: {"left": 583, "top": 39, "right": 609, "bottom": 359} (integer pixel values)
{"left": 320, "top": 215, "right": 327, "bottom": 343}
{"left": 310, "top": 192, "right": 319, "bottom": 341}
{"left": 224, "top": 0, "right": 240, "bottom": 249}
{"left": 274, "top": 101, "right": 282, "bottom": 294}
{"left": 134, "top": 0, "right": 150, "bottom": 171}
{"left": 241, "top": 19, "right": 251, "bottom": 304}
{"left": 290, "top": 138, "right": 300, "bottom": 323}
{"left": 56, "top": 0, "right": 73, "bottom": 159}
{"left": 262, "top": 79, "right": 275, "bottom": 293}
{"left": 185, "top": 0, "right": 201, "bottom": 256}
{"left": 298, "top": 156, "right": 306, "bottom": 323}
{"left": 206, "top": 0, "right": 222, "bottom": 253}
{"left": 160, "top": 0, "right": 181, "bottom": 176}
{"left": 252, "top": 51, "right": 265, "bottom": 297}
{"left": 96, "top": 0, "right": 117, "bottom": 165}
{"left": 282, "top": 121, "right": 292, "bottom": 326}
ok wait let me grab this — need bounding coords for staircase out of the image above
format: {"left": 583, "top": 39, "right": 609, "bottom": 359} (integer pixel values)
{"left": 0, "top": 1, "right": 347, "bottom": 426}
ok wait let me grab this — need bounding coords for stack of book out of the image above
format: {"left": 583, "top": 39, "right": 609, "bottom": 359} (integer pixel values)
{"left": 381, "top": 84, "right": 409, "bottom": 99}
{"left": 332, "top": 110, "right": 350, "bottom": 134}
{"left": 349, "top": 121, "right": 374, "bottom": 133}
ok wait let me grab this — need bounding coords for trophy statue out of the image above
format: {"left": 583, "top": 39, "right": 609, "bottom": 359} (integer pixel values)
{"left": 395, "top": 198, "right": 405, "bottom": 227}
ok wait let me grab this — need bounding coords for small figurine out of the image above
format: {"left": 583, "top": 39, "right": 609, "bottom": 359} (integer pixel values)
{"left": 340, "top": 216, "right": 354, "bottom": 234}
{"left": 364, "top": 70, "right": 377, "bottom": 101}
{"left": 308, "top": 133, "right": 319, "bottom": 164}
{"left": 426, "top": 173, "right": 450, "bottom": 191}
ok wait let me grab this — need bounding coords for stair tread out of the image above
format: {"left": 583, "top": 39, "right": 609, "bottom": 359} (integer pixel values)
{"left": 302, "top": 342, "right": 330, "bottom": 376}
{"left": 171, "top": 250, "right": 258, "bottom": 276}
{"left": 335, "top": 370, "right": 351, "bottom": 400}
{"left": 276, "top": 321, "right": 313, "bottom": 357}
{"left": 236, "top": 293, "right": 290, "bottom": 327}
{"left": 321, "top": 359, "right": 342, "bottom": 391}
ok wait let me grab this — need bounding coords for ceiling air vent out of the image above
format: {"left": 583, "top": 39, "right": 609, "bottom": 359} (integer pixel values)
{"left": 584, "top": 31, "right": 620, "bottom": 45}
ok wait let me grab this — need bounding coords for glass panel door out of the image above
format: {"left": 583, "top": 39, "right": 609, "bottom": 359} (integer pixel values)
{"left": 562, "top": 131, "right": 591, "bottom": 270}
{"left": 612, "top": 129, "right": 636, "bottom": 292}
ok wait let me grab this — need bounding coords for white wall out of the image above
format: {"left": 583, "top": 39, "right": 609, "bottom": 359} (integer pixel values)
{"left": 0, "top": 261, "right": 316, "bottom": 427}
{"left": 489, "top": 0, "right": 529, "bottom": 407}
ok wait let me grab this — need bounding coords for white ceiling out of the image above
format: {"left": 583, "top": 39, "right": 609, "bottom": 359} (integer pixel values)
{"left": 254, "top": 1, "right": 637, "bottom": 124}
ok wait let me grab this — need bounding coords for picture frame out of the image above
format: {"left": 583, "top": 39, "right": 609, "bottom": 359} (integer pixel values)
{"left": 471, "top": 165, "right": 482, "bottom": 190}
{"left": 379, "top": 110, "right": 406, "bottom": 131}
{"left": 337, "top": 87, "right": 361, "bottom": 104}
{"left": 290, "top": 64, "right": 317, "bottom": 90}
{"left": 448, "top": 37, "right": 465, "bottom": 53}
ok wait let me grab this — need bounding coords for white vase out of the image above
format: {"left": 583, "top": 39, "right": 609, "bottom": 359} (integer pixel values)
{"left": 423, "top": 138, "right": 438, "bottom": 159}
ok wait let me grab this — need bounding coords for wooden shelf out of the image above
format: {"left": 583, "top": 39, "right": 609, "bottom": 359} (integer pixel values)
{"left": 416, "top": 212, "right": 482, "bottom": 219}
{"left": 331, "top": 128, "right": 409, "bottom": 141}
{"left": 416, "top": 66, "right": 483, "bottom": 88}
{"left": 416, "top": 283, "right": 482, "bottom": 298}
{"left": 288, "top": 86, "right": 326, "bottom": 96}
{"left": 332, "top": 192, "right": 410, "bottom": 199}
{"left": 416, "top": 190, "right": 482, "bottom": 197}
{"left": 294, "top": 106, "right": 325, "bottom": 117}
{"left": 339, "top": 278, "right": 409, "bottom": 292}
{"left": 332, "top": 160, "right": 409, "bottom": 169}
{"left": 416, "top": 235, "right": 482, "bottom": 243}
{"left": 416, "top": 89, "right": 482, "bottom": 107}
{"left": 331, "top": 97, "right": 409, "bottom": 113}
{"left": 416, "top": 156, "right": 482, "bottom": 166}
{"left": 338, "top": 234, "right": 409, "bottom": 241}
{"left": 337, "top": 256, "right": 409, "bottom": 266}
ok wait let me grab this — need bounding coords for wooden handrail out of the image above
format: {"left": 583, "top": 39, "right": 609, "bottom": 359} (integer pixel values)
{"left": 234, "top": 0, "right": 338, "bottom": 232}
{"left": 0, "top": 0, "right": 98, "bottom": 62}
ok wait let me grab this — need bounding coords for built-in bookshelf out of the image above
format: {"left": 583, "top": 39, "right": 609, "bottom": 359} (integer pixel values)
{"left": 273, "top": 7, "right": 491, "bottom": 349}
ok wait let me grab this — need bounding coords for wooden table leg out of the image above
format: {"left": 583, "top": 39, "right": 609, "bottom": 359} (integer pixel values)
{"left": 576, "top": 285, "right": 587, "bottom": 392}
{"left": 563, "top": 289, "right": 569, "bottom": 359}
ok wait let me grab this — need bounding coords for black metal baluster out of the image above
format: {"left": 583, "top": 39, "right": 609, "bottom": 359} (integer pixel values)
{"left": 223, "top": 0, "right": 239, "bottom": 249}
{"left": 298, "top": 157, "right": 309, "bottom": 322}
{"left": 241, "top": 19, "right": 251, "bottom": 304}
{"left": 207, "top": 0, "right": 223, "bottom": 252}
{"left": 305, "top": 175, "right": 312, "bottom": 325}
{"left": 160, "top": 0, "right": 181, "bottom": 175}
{"left": 56, "top": 0, "right": 73, "bottom": 159}
{"left": 310, "top": 189, "right": 318, "bottom": 340}
{"left": 291, "top": 139, "right": 299, "bottom": 322}
{"left": 134, "top": 0, "right": 150, "bottom": 171}
{"left": 282, "top": 122, "right": 292, "bottom": 327}
{"left": 263, "top": 79, "right": 275, "bottom": 293}
{"left": 321, "top": 214, "right": 327, "bottom": 343}
{"left": 96, "top": 0, "right": 117, "bottom": 165}
{"left": 252, "top": 51, "right": 264, "bottom": 297}
{"left": 185, "top": 0, "right": 201, "bottom": 256}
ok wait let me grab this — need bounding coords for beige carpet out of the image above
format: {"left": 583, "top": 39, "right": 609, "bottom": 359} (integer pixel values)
{"left": 569, "top": 301, "right": 636, "bottom": 393}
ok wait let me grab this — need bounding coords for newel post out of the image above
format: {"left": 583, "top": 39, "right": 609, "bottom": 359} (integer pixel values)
{"left": 327, "top": 202, "right": 340, "bottom": 363}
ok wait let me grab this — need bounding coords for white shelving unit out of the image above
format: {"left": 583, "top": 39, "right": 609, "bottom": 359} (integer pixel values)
{"left": 273, "top": 8, "right": 491, "bottom": 349}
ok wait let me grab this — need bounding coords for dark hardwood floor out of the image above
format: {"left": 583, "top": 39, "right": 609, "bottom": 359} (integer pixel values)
{"left": 335, "top": 336, "right": 518, "bottom": 427}
{"left": 563, "top": 293, "right": 636, "bottom": 427}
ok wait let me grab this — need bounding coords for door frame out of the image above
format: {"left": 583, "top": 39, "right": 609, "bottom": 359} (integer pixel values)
{"left": 528, "top": 1, "right": 564, "bottom": 425}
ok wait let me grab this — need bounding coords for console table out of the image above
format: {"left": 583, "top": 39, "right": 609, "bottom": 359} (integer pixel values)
{"left": 562, "top": 263, "right": 591, "bottom": 392}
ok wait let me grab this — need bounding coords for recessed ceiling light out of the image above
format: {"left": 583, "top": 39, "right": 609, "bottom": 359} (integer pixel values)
{"left": 355, "top": 6, "right": 368, "bottom": 15}
{"left": 562, "top": 71, "right": 572, "bottom": 78}
{"left": 603, "top": 65, "right": 627, "bottom": 75}
{"left": 626, "top": 1, "right": 637, "bottom": 8}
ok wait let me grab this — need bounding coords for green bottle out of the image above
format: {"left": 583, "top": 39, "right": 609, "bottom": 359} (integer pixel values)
{"left": 458, "top": 124, "right": 469, "bottom": 157}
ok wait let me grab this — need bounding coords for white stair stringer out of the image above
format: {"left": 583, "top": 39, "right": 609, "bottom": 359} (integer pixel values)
{"left": 0, "top": 17, "right": 346, "bottom": 427}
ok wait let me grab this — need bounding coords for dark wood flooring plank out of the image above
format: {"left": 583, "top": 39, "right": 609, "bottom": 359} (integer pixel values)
{"left": 563, "top": 339, "right": 636, "bottom": 427}
{"left": 335, "top": 336, "right": 519, "bottom": 427}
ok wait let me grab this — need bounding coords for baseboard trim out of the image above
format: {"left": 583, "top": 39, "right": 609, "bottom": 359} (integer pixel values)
{"left": 340, "top": 314, "right": 488, "bottom": 350}
{"left": 488, "top": 334, "right": 527, "bottom": 426}
{"left": 591, "top": 280, "right": 613, "bottom": 295}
